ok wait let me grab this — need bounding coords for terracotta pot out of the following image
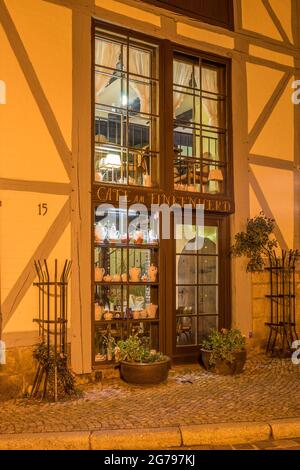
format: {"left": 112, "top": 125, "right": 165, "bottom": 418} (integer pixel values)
{"left": 200, "top": 349, "right": 247, "bottom": 375}
{"left": 120, "top": 357, "right": 171, "bottom": 385}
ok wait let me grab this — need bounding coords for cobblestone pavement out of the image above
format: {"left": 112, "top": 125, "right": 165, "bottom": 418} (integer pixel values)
{"left": 0, "top": 354, "right": 300, "bottom": 434}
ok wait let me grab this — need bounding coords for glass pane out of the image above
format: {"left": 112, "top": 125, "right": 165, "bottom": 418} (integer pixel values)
{"left": 176, "top": 224, "right": 196, "bottom": 253}
{"left": 173, "top": 59, "right": 192, "bottom": 86}
{"left": 129, "top": 249, "right": 151, "bottom": 278}
{"left": 95, "top": 107, "right": 125, "bottom": 146}
{"left": 173, "top": 91, "right": 195, "bottom": 122}
{"left": 198, "top": 286, "right": 218, "bottom": 314}
{"left": 198, "top": 315, "right": 218, "bottom": 340}
{"left": 94, "top": 147, "right": 126, "bottom": 184}
{"left": 95, "top": 39, "right": 121, "bottom": 68}
{"left": 94, "top": 322, "right": 123, "bottom": 362}
{"left": 201, "top": 67, "right": 219, "bottom": 93}
{"left": 95, "top": 206, "right": 127, "bottom": 241}
{"left": 198, "top": 227, "right": 218, "bottom": 254}
{"left": 95, "top": 70, "right": 125, "bottom": 109}
{"left": 176, "top": 255, "right": 196, "bottom": 284}
{"left": 176, "top": 316, "right": 197, "bottom": 346}
{"left": 129, "top": 46, "right": 151, "bottom": 77}
{"left": 202, "top": 130, "right": 223, "bottom": 161}
{"left": 176, "top": 286, "right": 197, "bottom": 314}
{"left": 128, "top": 114, "right": 150, "bottom": 148}
{"left": 94, "top": 247, "right": 127, "bottom": 279}
{"left": 129, "top": 76, "right": 150, "bottom": 114}
{"left": 202, "top": 96, "right": 225, "bottom": 128}
{"left": 94, "top": 285, "right": 127, "bottom": 318}
{"left": 174, "top": 158, "right": 201, "bottom": 192}
{"left": 198, "top": 256, "right": 218, "bottom": 284}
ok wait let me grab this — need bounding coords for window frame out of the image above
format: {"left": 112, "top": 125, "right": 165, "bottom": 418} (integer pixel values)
{"left": 92, "top": 20, "right": 233, "bottom": 203}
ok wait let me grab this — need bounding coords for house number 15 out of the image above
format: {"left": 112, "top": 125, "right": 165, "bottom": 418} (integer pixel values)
{"left": 38, "top": 203, "right": 48, "bottom": 216}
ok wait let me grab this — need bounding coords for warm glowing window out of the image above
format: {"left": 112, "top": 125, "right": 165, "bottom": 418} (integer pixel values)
{"left": 173, "top": 53, "right": 228, "bottom": 194}
{"left": 94, "top": 29, "right": 159, "bottom": 187}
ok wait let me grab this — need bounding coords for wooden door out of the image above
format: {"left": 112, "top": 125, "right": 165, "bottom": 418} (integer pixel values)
{"left": 165, "top": 213, "right": 231, "bottom": 363}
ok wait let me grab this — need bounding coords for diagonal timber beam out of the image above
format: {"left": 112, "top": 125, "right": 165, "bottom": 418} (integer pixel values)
{"left": 1, "top": 198, "right": 71, "bottom": 328}
{"left": 249, "top": 170, "right": 288, "bottom": 250}
{"left": 249, "top": 155, "right": 294, "bottom": 171}
{"left": 262, "top": 0, "right": 292, "bottom": 45}
{"left": 248, "top": 71, "right": 291, "bottom": 150}
{"left": 0, "top": 0, "right": 72, "bottom": 178}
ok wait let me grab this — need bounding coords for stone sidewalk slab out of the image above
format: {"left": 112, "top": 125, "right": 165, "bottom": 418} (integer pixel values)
{"left": 0, "top": 431, "right": 90, "bottom": 450}
{"left": 91, "top": 426, "right": 182, "bottom": 450}
{"left": 180, "top": 422, "right": 271, "bottom": 446}
{"left": 270, "top": 418, "right": 300, "bottom": 440}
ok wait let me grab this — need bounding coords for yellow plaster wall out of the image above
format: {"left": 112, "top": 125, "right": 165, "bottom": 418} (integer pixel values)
{"left": 0, "top": 0, "right": 72, "bottom": 338}
{"left": 241, "top": 0, "right": 283, "bottom": 40}
{"left": 3, "top": 223, "right": 71, "bottom": 334}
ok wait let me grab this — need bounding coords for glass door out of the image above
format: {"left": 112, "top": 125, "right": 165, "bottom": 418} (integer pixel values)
{"left": 171, "top": 216, "right": 230, "bottom": 360}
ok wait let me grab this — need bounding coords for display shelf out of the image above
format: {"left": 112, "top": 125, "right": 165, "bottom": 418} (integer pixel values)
{"left": 94, "top": 281, "right": 159, "bottom": 286}
{"left": 94, "top": 318, "right": 160, "bottom": 324}
{"left": 94, "top": 242, "right": 159, "bottom": 249}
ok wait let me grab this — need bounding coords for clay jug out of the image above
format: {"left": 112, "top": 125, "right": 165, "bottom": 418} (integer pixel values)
{"left": 95, "top": 267, "right": 105, "bottom": 282}
{"left": 130, "top": 266, "right": 141, "bottom": 282}
{"left": 146, "top": 303, "right": 158, "bottom": 318}
{"left": 148, "top": 264, "right": 158, "bottom": 282}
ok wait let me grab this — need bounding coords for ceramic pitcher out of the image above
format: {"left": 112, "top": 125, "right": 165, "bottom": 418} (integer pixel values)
{"left": 146, "top": 303, "right": 158, "bottom": 318}
{"left": 148, "top": 264, "right": 158, "bottom": 282}
{"left": 94, "top": 223, "right": 107, "bottom": 243}
{"left": 108, "top": 225, "right": 119, "bottom": 242}
{"left": 95, "top": 267, "right": 105, "bottom": 282}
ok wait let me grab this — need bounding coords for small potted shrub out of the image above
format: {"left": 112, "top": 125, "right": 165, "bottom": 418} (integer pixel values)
{"left": 200, "top": 329, "right": 247, "bottom": 375}
{"left": 116, "top": 335, "right": 171, "bottom": 385}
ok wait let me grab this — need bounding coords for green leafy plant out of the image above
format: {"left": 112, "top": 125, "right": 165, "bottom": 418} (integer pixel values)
{"left": 116, "top": 334, "right": 165, "bottom": 363}
{"left": 201, "top": 329, "right": 246, "bottom": 366}
{"left": 231, "top": 212, "right": 278, "bottom": 272}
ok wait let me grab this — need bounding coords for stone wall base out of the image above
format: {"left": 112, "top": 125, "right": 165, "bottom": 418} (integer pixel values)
{"left": 0, "top": 346, "right": 36, "bottom": 401}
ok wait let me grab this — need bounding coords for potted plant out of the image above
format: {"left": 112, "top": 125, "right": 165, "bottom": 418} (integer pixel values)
{"left": 231, "top": 212, "right": 278, "bottom": 272}
{"left": 116, "top": 335, "right": 171, "bottom": 385}
{"left": 200, "top": 329, "right": 247, "bottom": 375}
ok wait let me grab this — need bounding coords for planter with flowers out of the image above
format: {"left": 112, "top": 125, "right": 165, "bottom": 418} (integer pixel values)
{"left": 200, "top": 329, "right": 247, "bottom": 375}
{"left": 115, "top": 335, "right": 171, "bottom": 385}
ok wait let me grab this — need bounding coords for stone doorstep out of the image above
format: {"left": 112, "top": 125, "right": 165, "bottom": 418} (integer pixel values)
{"left": 0, "top": 419, "right": 300, "bottom": 450}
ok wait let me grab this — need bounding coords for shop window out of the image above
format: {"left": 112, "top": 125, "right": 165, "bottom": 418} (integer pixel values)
{"left": 93, "top": 206, "right": 160, "bottom": 364}
{"left": 173, "top": 53, "right": 228, "bottom": 195}
{"left": 94, "top": 29, "right": 159, "bottom": 187}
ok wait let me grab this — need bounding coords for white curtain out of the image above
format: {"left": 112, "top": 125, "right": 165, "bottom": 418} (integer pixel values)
{"left": 95, "top": 39, "right": 120, "bottom": 98}
{"left": 197, "top": 68, "right": 219, "bottom": 127}
{"left": 173, "top": 60, "right": 192, "bottom": 118}
{"left": 129, "top": 48, "right": 150, "bottom": 114}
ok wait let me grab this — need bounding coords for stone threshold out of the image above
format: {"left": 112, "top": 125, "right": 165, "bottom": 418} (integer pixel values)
{"left": 0, "top": 418, "right": 300, "bottom": 450}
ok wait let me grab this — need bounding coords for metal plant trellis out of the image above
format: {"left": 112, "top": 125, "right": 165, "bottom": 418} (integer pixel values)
{"left": 265, "top": 250, "right": 299, "bottom": 356}
{"left": 31, "top": 259, "right": 72, "bottom": 401}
